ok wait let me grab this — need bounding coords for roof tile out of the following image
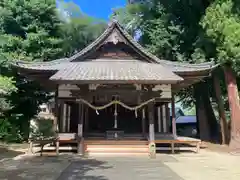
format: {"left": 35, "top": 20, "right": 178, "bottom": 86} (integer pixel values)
{"left": 50, "top": 61, "right": 183, "bottom": 83}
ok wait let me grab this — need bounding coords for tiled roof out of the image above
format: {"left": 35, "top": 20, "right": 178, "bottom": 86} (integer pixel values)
{"left": 13, "top": 58, "right": 216, "bottom": 73}
{"left": 50, "top": 60, "right": 183, "bottom": 83}
{"left": 12, "top": 20, "right": 218, "bottom": 75}
{"left": 13, "top": 58, "right": 69, "bottom": 71}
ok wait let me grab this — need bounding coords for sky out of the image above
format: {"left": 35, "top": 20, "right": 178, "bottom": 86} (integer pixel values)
{"left": 66, "top": 0, "right": 126, "bottom": 20}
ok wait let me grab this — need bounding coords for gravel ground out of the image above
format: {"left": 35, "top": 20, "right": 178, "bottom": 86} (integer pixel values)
{"left": 0, "top": 150, "right": 240, "bottom": 180}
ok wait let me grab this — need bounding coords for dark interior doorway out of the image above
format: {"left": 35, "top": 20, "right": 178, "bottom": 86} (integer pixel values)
{"left": 69, "top": 102, "right": 79, "bottom": 133}
{"left": 88, "top": 104, "right": 141, "bottom": 133}
{"left": 88, "top": 105, "right": 114, "bottom": 133}
{"left": 118, "top": 105, "right": 141, "bottom": 133}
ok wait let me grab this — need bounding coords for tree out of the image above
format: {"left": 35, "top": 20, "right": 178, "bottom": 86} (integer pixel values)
{"left": 60, "top": 18, "right": 106, "bottom": 57}
{"left": 0, "top": 0, "right": 64, "bottom": 141}
{"left": 202, "top": 0, "right": 240, "bottom": 151}
{"left": 58, "top": 0, "right": 106, "bottom": 56}
{"left": 114, "top": 0, "right": 219, "bottom": 141}
{"left": 0, "top": 0, "right": 107, "bottom": 142}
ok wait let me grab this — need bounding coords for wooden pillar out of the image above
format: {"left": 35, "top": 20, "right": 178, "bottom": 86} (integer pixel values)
{"left": 224, "top": 65, "right": 240, "bottom": 151}
{"left": 157, "top": 106, "right": 162, "bottom": 132}
{"left": 142, "top": 108, "right": 146, "bottom": 136}
{"left": 67, "top": 104, "right": 71, "bottom": 132}
{"left": 85, "top": 106, "right": 89, "bottom": 133}
{"left": 148, "top": 102, "right": 156, "bottom": 158}
{"left": 162, "top": 104, "right": 167, "bottom": 133}
{"left": 165, "top": 103, "right": 170, "bottom": 132}
{"left": 77, "top": 103, "right": 84, "bottom": 154}
{"left": 56, "top": 140, "right": 59, "bottom": 155}
{"left": 213, "top": 74, "right": 229, "bottom": 144}
{"left": 57, "top": 101, "right": 63, "bottom": 132}
{"left": 54, "top": 86, "right": 59, "bottom": 132}
{"left": 62, "top": 103, "right": 67, "bottom": 132}
{"left": 114, "top": 103, "right": 118, "bottom": 129}
{"left": 171, "top": 93, "right": 177, "bottom": 138}
{"left": 54, "top": 86, "right": 60, "bottom": 155}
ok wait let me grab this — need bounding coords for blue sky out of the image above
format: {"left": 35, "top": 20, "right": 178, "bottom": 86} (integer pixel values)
{"left": 66, "top": 0, "right": 126, "bottom": 20}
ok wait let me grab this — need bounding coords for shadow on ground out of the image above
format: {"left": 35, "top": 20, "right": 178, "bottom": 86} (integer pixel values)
{"left": 0, "top": 153, "right": 185, "bottom": 180}
{"left": 0, "top": 146, "right": 23, "bottom": 160}
{"left": 0, "top": 154, "right": 112, "bottom": 180}
{"left": 57, "top": 158, "right": 112, "bottom": 180}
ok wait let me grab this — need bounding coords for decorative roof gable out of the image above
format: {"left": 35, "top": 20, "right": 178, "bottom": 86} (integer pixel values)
{"left": 68, "top": 20, "right": 161, "bottom": 63}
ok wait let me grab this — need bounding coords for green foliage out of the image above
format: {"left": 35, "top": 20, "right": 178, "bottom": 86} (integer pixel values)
{"left": 58, "top": 0, "right": 106, "bottom": 56}
{"left": 30, "top": 118, "right": 55, "bottom": 141}
{"left": 202, "top": 0, "right": 240, "bottom": 73}
{"left": 60, "top": 18, "right": 106, "bottom": 56}
{"left": 113, "top": 3, "right": 145, "bottom": 36}
{"left": 0, "top": 0, "right": 106, "bottom": 143}
{"left": 0, "top": 0, "right": 62, "bottom": 141}
{"left": 0, "top": 118, "right": 23, "bottom": 142}
{"left": 0, "top": 0, "right": 64, "bottom": 62}
{"left": 0, "top": 76, "right": 16, "bottom": 94}
{"left": 114, "top": 0, "right": 216, "bottom": 109}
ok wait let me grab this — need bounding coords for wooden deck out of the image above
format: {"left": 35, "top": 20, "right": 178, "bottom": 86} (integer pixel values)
{"left": 28, "top": 133, "right": 201, "bottom": 155}
{"left": 154, "top": 134, "right": 201, "bottom": 153}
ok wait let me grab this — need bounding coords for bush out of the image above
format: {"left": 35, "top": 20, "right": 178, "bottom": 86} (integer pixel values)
{"left": 0, "top": 118, "right": 24, "bottom": 143}
{"left": 29, "top": 117, "right": 56, "bottom": 141}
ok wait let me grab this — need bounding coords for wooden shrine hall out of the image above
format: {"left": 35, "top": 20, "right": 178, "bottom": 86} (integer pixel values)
{"left": 13, "top": 20, "right": 216, "bottom": 157}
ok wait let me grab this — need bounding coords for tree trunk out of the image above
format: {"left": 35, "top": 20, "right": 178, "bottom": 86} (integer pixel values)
{"left": 213, "top": 74, "right": 229, "bottom": 144}
{"left": 224, "top": 65, "right": 240, "bottom": 152}
{"left": 202, "top": 82, "right": 219, "bottom": 141}
{"left": 194, "top": 83, "right": 211, "bottom": 141}
{"left": 194, "top": 81, "right": 219, "bottom": 142}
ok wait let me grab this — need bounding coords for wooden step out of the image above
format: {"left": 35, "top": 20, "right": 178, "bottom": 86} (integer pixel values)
{"left": 85, "top": 143, "right": 149, "bottom": 157}
{"left": 43, "top": 146, "right": 77, "bottom": 151}
{"left": 86, "top": 147, "right": 148, "bottom": 152}
{"left": 86, "top": 152, "right": 148, "bottom": 156}
{"left": 84, "top": 140, "right": 148, "bottom": 145}
{"left": 86, "top": 144, "right": 148, "bottom": 148}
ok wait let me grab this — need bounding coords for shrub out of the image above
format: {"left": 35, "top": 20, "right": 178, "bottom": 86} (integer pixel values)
{"left": 29, "top": 117, "right": 56, "bottom": 141}
{"left": 0, "top": 118, "right": 23, "bottom": 142}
